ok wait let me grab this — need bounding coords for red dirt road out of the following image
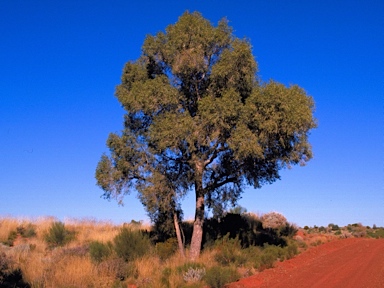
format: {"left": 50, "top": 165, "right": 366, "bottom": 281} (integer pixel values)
{"left": 227, "top": 238, "right": 384, "bottom": 288}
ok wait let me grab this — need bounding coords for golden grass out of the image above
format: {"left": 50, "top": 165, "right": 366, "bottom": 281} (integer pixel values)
{"left": 0, "top": 216, "right": 178, "bottom": 287}
{"left": 0, "top": 215, "right": 308, "bottom": 287}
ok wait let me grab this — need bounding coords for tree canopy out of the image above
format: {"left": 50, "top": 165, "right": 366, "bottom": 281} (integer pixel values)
{"left": 96, "top": 11, "right": 316, "bottom": 260}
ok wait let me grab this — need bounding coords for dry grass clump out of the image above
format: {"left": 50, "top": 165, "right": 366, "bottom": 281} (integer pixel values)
{"left": 64, "top": 218, "right": 120, "bottom": 244}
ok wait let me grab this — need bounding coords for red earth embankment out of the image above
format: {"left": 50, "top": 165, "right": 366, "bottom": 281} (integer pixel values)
{"left": 227, "top": 238, "right": 384, "bottom": 288}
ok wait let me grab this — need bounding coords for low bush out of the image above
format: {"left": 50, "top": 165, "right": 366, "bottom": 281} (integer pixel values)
{"left": 3, "top": 230, "right": 18, "bottom": 246}
{"left": 260, "top": 244, "right": 282, "bottom": 270}
{"left": 367, "top": 228, "right": 384, "bottom": 239}
{"left": 113, "top": 227, "right": 152, "bottom": 262}
{"left": 204, "top": 266, "right": 240, "bottom": 288}
{"left": 17, "top": 224, "right": 36, "bottom": 238}
{"left": 97, "top": 257, "right": 129, "bottom": 280}
{"left": 89, "top": 241, "right": 112, "bottom": 263}
{"left": 156, "top": 237, "right": 178, "bottom": 260}
{"left": 183, "top": 266, "right": 206, "bottom": 283}
{"left": 214, "top": 234, "right": 246, "bottom": 266}
{"left": 44, "top": 221, "right": 75, "bottom": 248}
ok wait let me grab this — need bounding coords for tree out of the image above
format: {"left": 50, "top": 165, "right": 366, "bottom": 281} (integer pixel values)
{"left": 96, "top": 11, "right": 316, "bottom": 260}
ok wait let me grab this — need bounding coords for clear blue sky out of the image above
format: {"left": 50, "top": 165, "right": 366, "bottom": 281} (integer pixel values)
{"left": 1, "top": 1, "right": 383, "bottom": 227}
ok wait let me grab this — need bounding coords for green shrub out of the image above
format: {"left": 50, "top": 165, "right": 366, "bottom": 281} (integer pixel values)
{"left": 260, "top": 251, "right": 277, "bottom": 270}
{"left": 328, "top": 223, "right": 336, "bottom": 230}
{"left": 20, "top": 223, "right": 37, "bottom": 238}
{"left": 318, "top": 226, "right": 326, "bottom": 233}
{"left": 2, "top": 223, "right": 37, "bottom": 246}
{"left": 204, "top": 266, "right": 240, "bottom": 288}
{"left": 375, "top": 228, "right": 384, "bottom": 238}
{"left": 242, "top": 246, "right": 262, "bottom": 269}
{"left": 89, "top": 241, "right": 112, "bottom": 263}
{"left": 259, "top": 244, "right": 285, "bottom": 270}
{"left": 44, "top": 221, "right": 74, "bottom": 247}
{"left": 284, "top": 241, "right": 298, "bottom": 259}
{"left": 156, "top": 238, "right": 178, "bottom": 260}
{"left": 214, "top": 234, "right": 246, "bottom": 266}
{"left": 113, "top": 227, "right": 152, "bottom": 262}
{"left": 368, "top": 228, "right": 384, "bottom": 239}
{"left": 3, "top": 230, "right": 17, "bottom": 246}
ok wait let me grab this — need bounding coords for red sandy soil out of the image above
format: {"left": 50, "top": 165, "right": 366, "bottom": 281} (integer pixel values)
{"left": 226, "top": 238, "right": 384, "bottom": 288}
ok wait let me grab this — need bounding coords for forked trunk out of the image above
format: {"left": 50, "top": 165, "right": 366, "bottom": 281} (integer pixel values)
{"left": 173, "top": 212, "right": 185, "bottom": 258}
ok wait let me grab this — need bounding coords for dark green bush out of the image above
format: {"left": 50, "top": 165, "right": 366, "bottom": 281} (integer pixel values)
{"left": 204, "top": 266, "right": 240, "bottom": 288}
{"left": 44, "top": 221, "right": 74, "bottom": 247}
{"left": 156, "top": 238, "right": 178, "bottom": 260}
{"left": 89, "top": 241, "right": 112, "bottom": 263}
{"left": 113, "top": 227, "right": 152, "bottom": 262}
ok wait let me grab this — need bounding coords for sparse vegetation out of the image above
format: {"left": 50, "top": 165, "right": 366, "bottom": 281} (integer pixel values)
{"left": 44, "top": 221, "right": 75, "bottom": 248}
{"left": 89, "top": 240, "right": 112, "bottom": 263}
{"left": 204, "top": 266, "right": 240, "bottom": 288}
{"left": 113, "top": 227, "right": 152, "bottom": 262}
{"left": 0, "top": 216, "right": 382, "bottom": 287}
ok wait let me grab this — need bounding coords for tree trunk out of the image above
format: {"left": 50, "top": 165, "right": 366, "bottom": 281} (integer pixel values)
{"left": 173, "top": 212, "right": 185, "bottom": 258}
{"left": 189, "top": 167, "right": 205, "bottom": 260}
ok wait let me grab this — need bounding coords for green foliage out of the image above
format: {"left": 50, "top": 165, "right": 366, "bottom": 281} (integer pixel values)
{"left": 367, "top": 228, "right": 384, "bottom": 239}
{"left": 2, "top": 223, "right": 37, "bottom": 246}
{"left": 328, "top": 223, "right": 340, "bottom": 231}
{"left": 204, "top": 266, "right": 240, "bottom": 288}
{"left": 318, "top": 226, "right": 326, "bottom": 233}
{"left": 113, "top": 227, "right": 152, "bottom": 262}
{"left": 242, "top": 245, "right": 262, "bottom": 269}
{"left": 89, "top": 241, "right": 112, "bottom": 263}
{"left": 259, "top": 241, "right": 298, "bottom": 270}
{"left": 44, "top": 222, "right": 74, "bottom": 248}
{"left": 3, "top": 230, "right": 17, "bottom": 246}
{"left": 96, "top": 11, "right": 317, "bottom": 259}
{"left": 260, "top": 244, "right": 282, "bottom": 269}
{"left": 214, "top": 234, "right": 246, "bottom": 266}
{"left": 155, "top": 238, "right": 178, "bottom": 260}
